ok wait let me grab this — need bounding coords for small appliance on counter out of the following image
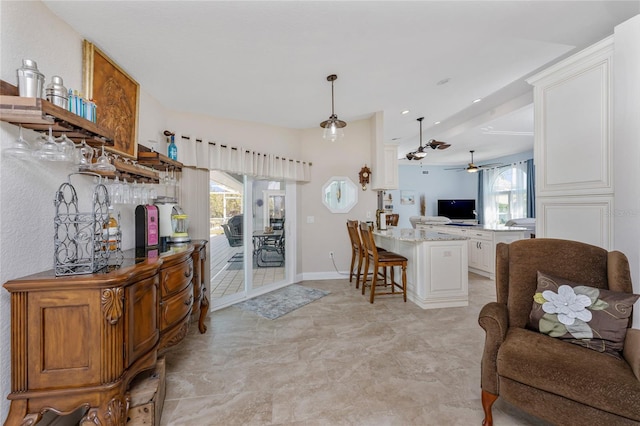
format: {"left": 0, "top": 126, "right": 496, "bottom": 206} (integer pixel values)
{"left": 155, "top": 197, "right": 190, "bottom": 250}
{"left": 170, "top": 205, "right": 190, "bottom": 243}
{"left": 135, "top": 204, "right": 159, "bottom": 257}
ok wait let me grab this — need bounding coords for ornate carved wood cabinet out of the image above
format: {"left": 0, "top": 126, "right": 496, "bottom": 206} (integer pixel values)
{"left": 157, "top": 246, "right": 194, "bottom": 353}
{"left": 3, "top": 245, "right": 196, "bottom": 426}
{"left": 190, "top": 240, "right": 209, "bottom": 334}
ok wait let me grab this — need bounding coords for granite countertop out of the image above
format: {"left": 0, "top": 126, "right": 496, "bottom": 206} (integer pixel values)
{"left": 442, "top": 223, "right": 528, "bottom": 232}
{"left": 374, "top": 228, "right": 469, "bottom": 242}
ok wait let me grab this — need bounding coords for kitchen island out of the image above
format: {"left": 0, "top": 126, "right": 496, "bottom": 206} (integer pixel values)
{"left": 373, "top": 228, "right": 469, "bottom": 309}
{"left": 415, "top": 223, "right": 527, "bottom": 279}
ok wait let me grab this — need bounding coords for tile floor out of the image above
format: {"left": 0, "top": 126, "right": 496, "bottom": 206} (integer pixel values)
{"left": 209, "top": 235, "right": 285, "bottom": 300}
{"left": 159, "top": 274, "right": 550, "bottom": 425}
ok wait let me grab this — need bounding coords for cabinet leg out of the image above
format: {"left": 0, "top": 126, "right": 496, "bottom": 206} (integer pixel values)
{"left": 198, "top": 294, "right": 209, "bottom": 334}
{"left": 6, "top": 400, "right": 41, "bottom": 426}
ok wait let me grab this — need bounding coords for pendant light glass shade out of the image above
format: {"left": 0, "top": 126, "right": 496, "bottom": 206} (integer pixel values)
{"left": 320, "top": 74, "right": 346, "bottom": 142}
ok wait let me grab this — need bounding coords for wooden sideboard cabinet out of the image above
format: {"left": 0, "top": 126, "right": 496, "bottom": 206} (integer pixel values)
{"left": 157, "top": 246, "right": 194, "bottom": 353}
{"left": 2, "top": 245, "right": 196, "bottom": 426}
{"left": 191, "top": 240, "right": 209, "bottom": 334}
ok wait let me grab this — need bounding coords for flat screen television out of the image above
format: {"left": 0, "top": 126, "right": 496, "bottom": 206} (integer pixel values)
{"left": 437, "top": 199, "right": 476, "bottom": 220}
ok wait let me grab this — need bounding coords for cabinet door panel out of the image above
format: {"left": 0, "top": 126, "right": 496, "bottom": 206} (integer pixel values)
{"left": 28, "top": 289, "right": 103, "bottom": 389}
{"left": 126, "top": 275, "right": 159, "bottom": 366}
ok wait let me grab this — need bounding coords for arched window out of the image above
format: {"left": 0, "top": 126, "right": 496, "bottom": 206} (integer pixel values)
{"left": 482, "top": 163, "right": 528, "bottom": 225}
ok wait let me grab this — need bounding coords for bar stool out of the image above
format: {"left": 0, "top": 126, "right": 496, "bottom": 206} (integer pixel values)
{"left": 359, "top": 222, "right": 407, "bottom": 303}
{"left": 346, "top": 220, "right": 364, "bottom": 288}
{"left": 347, "top": 220, "right": 388, "bottom": 289}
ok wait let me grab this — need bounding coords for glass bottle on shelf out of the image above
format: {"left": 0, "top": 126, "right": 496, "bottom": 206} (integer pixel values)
{"left": 167, "top": 134, "right": 177, "bottom": 161}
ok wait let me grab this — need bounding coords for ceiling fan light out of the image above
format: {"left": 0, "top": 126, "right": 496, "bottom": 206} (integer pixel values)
{"left": 413, "top": 151, "right": 427, "bottom": 159}
{"left": 467, "top": 167, "right": 479, "bottom": 173}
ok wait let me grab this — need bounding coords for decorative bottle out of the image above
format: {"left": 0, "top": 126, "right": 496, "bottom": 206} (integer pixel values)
{"left": 168, "top": 134, "right": 178, "bottom": 161}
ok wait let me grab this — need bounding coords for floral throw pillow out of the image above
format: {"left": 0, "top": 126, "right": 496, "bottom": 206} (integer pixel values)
{"left": 527, "top": 271, "right": 640, "bottom": 357}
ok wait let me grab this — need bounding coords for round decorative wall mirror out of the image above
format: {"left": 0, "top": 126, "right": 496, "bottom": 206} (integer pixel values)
{"left": 321, "top": 176, "right": 358, "bottom": 213}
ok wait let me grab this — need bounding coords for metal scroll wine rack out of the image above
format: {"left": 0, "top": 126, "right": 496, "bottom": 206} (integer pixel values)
{"left": 54, "top": 173, "right": 122, "bottom": 276}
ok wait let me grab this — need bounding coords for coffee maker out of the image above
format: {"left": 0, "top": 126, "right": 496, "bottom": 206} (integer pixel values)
{"left": 155, "top": 197, "right": 190, "bottom": 248}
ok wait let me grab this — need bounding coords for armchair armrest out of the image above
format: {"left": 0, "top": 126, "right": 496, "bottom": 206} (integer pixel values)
{"left": 478, "top": 302, "right": 509, "bottom": 394}
{"left": 623, "top": 328, "right": 640, "bottom": 381}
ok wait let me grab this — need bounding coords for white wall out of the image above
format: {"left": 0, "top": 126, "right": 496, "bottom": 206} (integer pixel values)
{"left": 298, "top": 118, "right": 378, "bottom": 279}
{"left": 613, "top": 15, "right": 640, "bottom": 327}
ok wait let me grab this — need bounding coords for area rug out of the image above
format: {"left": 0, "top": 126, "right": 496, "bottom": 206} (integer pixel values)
{"left": 233, "top": 284, "right": 329, "bottom": 319}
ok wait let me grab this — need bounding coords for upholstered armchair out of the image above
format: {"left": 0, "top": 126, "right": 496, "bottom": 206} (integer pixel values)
{"left": 479, "top": 238, "right": 640, "bottom": 426}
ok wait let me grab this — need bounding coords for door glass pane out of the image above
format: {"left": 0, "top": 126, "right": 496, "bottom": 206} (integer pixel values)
{"left": 209, "top": 171, "right": 245, "bottom": 305}
{"left": 252, "top": 181, "right": 285, "bottom": 290}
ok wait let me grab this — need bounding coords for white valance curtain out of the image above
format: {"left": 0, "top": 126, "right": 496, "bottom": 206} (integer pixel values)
{"left": 176, "top": 135, "right": 312, "bottom": 182}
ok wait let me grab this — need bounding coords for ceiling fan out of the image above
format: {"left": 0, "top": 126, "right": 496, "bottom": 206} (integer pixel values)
{"left": 406, "top": 117, "right": 451, "bottom": 160}
{"left": 446, "top": 150, "right": 502, "bottom": 173}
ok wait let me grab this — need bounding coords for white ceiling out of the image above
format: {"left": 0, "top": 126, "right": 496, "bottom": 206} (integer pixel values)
{"left": 42, "top": 1, "right": 639, "bottom": 166}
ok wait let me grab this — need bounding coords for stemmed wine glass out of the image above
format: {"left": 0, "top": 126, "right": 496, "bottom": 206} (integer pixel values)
{"left": 33, "top": 126, "right": 62, "bottom": 161}
{"left": 76, "top": 139, "right": 94, "bottom": 170}
{"left": 55, "top": 134, "right": 76, "bottom": 163}
{"left": 2, "top": 125, "right": 33, "bottom": 159}
{"left": 90, "top": 145, "right": 116, "bottom": 172}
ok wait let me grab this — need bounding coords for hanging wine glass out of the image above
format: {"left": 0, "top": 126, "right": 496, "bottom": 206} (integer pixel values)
{"left": 112, "top": 176, "right": 123, "bottom": 204}
{"left": 76, "top": 139, "right": 94, "bottom": 170}
{"left": 55, "top": 134, "right": 76, "bottom": 162}
{"left": 2, "top": 125, "right": 33, "bottom": 159}
{"left": 90, "top": 145, "right": 116, "bottom": 172}
{"left": 33, "top": 126, "right": 61, "bottom": 161}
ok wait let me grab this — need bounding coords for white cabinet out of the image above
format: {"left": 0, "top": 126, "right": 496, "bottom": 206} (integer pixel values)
{"left": 374, "top": 234, "right": 468, "bottom": 309}
{"left": 370, "top": 111, "right": 399, "bottom": 190}
{"left": 468, "top": 234, "right": 492, "bottom": 273}
{"left": 416, "top": 225, "right": 525, "bottom": 279}
{"left": 527, "top": 37, "right": 614, "bottom": 249}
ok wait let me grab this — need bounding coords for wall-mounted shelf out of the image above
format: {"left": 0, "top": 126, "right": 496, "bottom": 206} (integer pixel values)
{"left": 0, "top": 80, "right": 113, "bottom": 145}
{"left": 137, "top": 144, "right": 182, "bottom": 171}
{"left": 1, "top": 80, "right": 183, "bottom": 183}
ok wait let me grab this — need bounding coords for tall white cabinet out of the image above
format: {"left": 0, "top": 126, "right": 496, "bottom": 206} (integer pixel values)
{"left": 528, "top": 15, "right": 640, "bottom": 328}
{"left": 527, "top": 37, "right": 614, "bottom": 249}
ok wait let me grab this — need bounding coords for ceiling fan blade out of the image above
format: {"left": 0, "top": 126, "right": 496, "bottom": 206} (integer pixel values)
{"left": 436, "top": 144, "right": 451, "bottom": 150}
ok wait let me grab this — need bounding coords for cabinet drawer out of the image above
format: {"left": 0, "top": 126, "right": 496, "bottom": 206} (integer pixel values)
{"left": 160, "top": 258, "right": 193, "bottom": 297}
{"left": 160, "top": 283, "right": 193, "bottom": 330}
{"left": 468, "top": 230, "right": 492, "bottom": 240}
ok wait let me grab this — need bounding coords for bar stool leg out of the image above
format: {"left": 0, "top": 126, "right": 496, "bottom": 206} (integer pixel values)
{"left": 370, "top": 264, "right": 377, "bottom": 304}
{"left": 356, "top": 252, "right": 364, "bottom": 289}
{"left": 402, "top": 264, "right": 407, "bottom": 302}
{"left": 390, "top": 267, "right": 395, "bottom": 294}
{"left": 362, "top": 256, "right": 369, "bottom": 296}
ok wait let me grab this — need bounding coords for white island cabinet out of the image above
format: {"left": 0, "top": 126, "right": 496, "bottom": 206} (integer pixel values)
{"left": 416, "top": 224, "right": 526, "bottom": 279}
{"left": 373, "top": 229, "right": 468, "bottom": 309}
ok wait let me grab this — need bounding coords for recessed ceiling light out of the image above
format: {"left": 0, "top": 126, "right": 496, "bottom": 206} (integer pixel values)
{"left": 472, "top": 98, "right": 482, "bottom": 103}
{"left": 436, "top": 78, "right": 451, "bottom": 86}
{"left": 433, "top": 121, "right": 441, "bottom": 125}
{"left": 401, "top": 110, "right": 410, "bottom": 115}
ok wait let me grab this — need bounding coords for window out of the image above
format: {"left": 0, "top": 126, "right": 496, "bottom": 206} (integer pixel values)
{"left": 482, "top": 163, "right": 528, "bottom": 225}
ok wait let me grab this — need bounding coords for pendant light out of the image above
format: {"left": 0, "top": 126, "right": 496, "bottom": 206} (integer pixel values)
{"left": 320, "top": 74, "right": 346, "bottom": 142}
